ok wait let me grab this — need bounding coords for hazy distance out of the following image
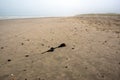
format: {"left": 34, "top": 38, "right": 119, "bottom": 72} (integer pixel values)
{"left": 0, "top": 0, "right": 120, "bottom": 17}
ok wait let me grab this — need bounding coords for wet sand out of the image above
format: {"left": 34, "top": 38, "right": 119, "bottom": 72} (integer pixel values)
{"left": 0, "top": 15, "right": 120, "bottom": 80}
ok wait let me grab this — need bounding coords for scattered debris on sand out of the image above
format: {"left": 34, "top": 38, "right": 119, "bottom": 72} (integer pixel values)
{"left": 41, "top": 43, "right": 66, "bottom": 54}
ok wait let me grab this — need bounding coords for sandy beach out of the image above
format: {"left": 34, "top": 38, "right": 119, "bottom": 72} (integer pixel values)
{"left": 0, "top": 15, "right": 120, "bottom": 80}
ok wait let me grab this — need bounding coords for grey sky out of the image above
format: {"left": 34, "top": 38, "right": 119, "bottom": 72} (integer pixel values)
{"left": 0, "top": 0, "right": 120, "bottom": 16}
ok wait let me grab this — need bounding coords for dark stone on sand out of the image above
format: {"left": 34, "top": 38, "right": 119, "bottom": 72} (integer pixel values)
{"left": 27, "top": 39, "right": 30, "bottom": 41}
{"left": 115, "top": 31, "right": 120, "bottom": 34}
{"left": 66, "top": 58, "right": 68, "bottom": 60}
{"left": 23, "top": 69, "right": 26, "bottom": 71}
{"left": 25, "top": 78, "right": 27, "bottom": 80}
{"left": 58, "top": 43, "right": 66, "bottom": 48}
{"left": 116, "top": 51, "right": 118, "bottom": 54}
{"left": 85, "top": 29, "right": 88, "bottom": 31}
{"left": 25, "top": 55, "right": 29, "bottom": 57}
{"left": 21, "top": 43, "right": 24, "bottom": 45}
{"left": 104, "top": 41, "right": 107, "bottom": 43}
{"left": 41, "top": 44, "right": 44, "bottom": 46}
{"left": 65, "top": 66, "right": 68, "bottom": 68}
{"left": 103, "top": 40, "right": 107, "bottom": 44}
{"left": 7, "top": 59, "right": 11, "bottom": 62}
{"left": 101, "top": 75, "right": 104, "bottom": 78}
{"left": 85, "top": 67, "right": 88, "bottom": 69}
{"left": 1, "top": 47, "right": 4, "bottom": 49}
{"left": 72, "top": 48, "right": 75, "bottom": 49}
{"left": 119, "top": 62, "right": 120, "bottom": 65}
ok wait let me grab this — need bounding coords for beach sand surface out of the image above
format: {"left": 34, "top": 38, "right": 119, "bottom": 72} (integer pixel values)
{"left": 0, "top": 15, "right": 120, "bottom": 80}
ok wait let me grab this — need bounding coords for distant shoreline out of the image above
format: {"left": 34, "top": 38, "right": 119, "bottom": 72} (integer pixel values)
{"left": 0, "top": 16, "right": 49, "bottom": 20}
{"left": 0, "top": 16, "right": 69, "bottom": 20}
{"left": 0, "top": 13, "right": 120, "bottom": 20}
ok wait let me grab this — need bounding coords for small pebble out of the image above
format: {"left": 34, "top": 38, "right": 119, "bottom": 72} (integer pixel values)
{"left": 27, "top": 39, "right": 30, "bottom": 41}
{"left": 115, "top": 31, "right": 120, "bottom": 34}
{"left": 25, "top": 78, "right": 27, "bottom": 80}
{"left": 72, "top": 48, "right": 75, "bottom": 49}
{"left": 25, "top": 55, "right": 29, "bottom": 57}
{"left": 66, "top": 58, "right": 68, "bottom": 60}
{"left": 104, "top": 41, "right": 107, "bottom": 43}
{"left": 65, "top": 66, "right": 68, "bottom": 68}
{"left": 8, "top": 59, "right": 11, "bottom": 62}
{"left": 101, "top": 75, "right": 104, "bottom": 78}
{"left": 21, "top": 43, "right": 24, "bottom": 45}
{"left": 1, "top": 47, "right": 4, "bottom": 49}
{"left": 85, "top": 67, "right": 88, "bottom": 69}
{"left": 41, "top": 44, "right": 44, "bottom": 46}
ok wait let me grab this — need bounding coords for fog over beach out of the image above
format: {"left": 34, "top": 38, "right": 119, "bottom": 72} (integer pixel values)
{"left": 0, "top": 0, "right": 120, "bottom": 17}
